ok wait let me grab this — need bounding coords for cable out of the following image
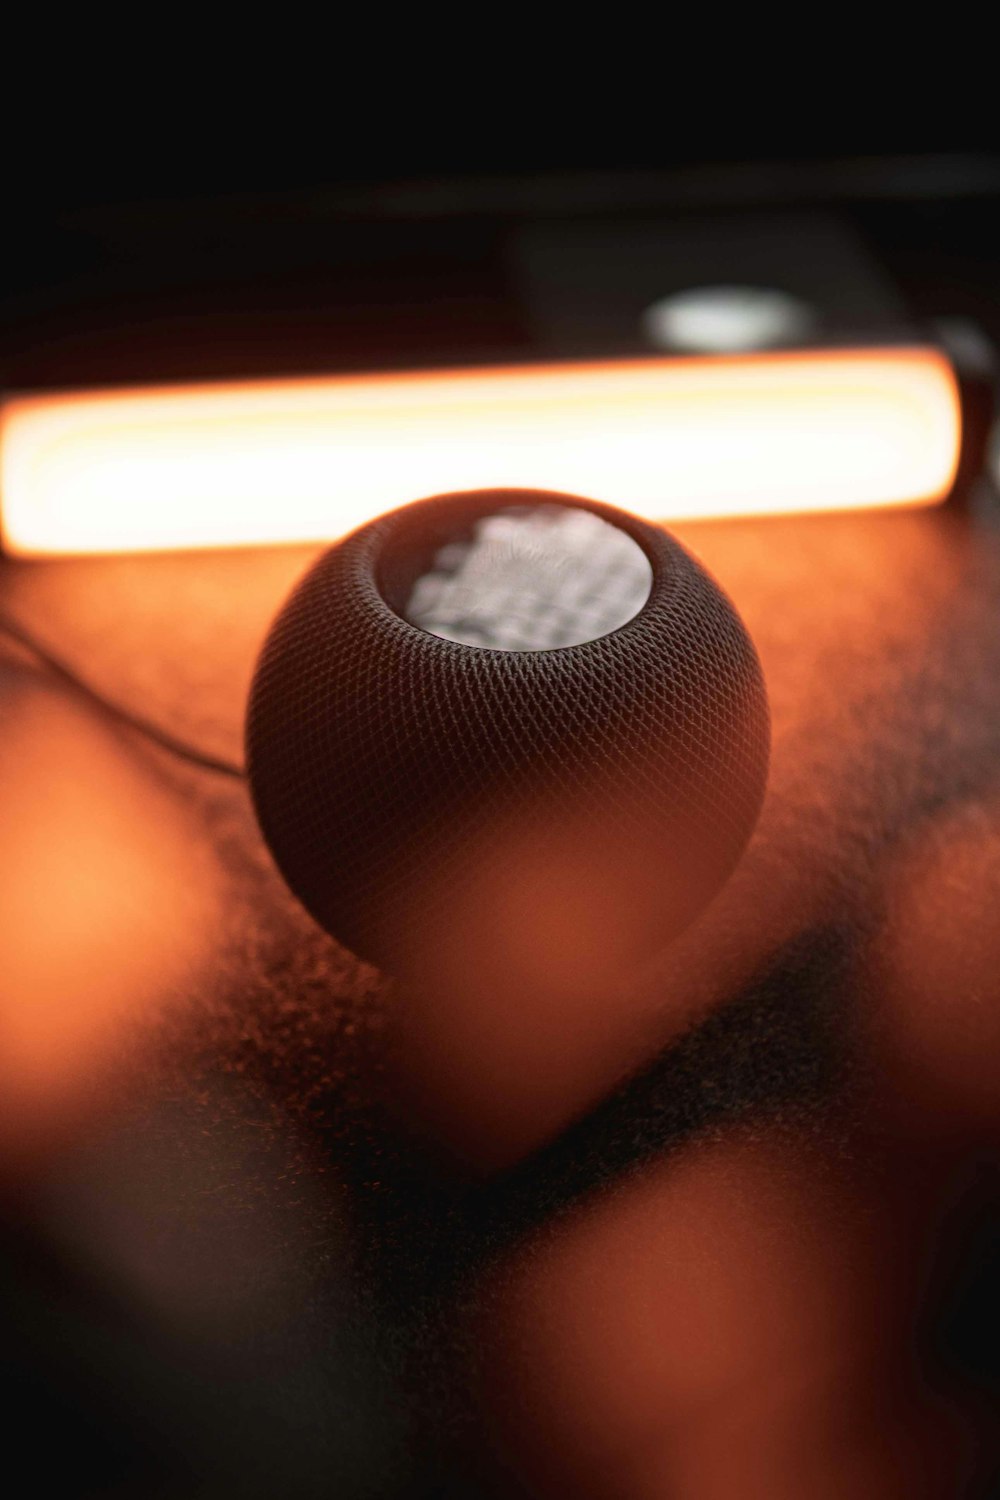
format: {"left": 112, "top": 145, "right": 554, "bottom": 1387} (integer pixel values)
{"left": 0, "top": 613, "right": 246, "bottom": 779}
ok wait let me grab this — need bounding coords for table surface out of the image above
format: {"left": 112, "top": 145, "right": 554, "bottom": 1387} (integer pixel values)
{"left": 3, "top": 491, "right": 1000, "bottom": 1496}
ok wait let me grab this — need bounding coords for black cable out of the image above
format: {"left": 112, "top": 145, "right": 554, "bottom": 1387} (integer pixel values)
{"left": 0, "top": 613, "right": 246, "bottom": 779}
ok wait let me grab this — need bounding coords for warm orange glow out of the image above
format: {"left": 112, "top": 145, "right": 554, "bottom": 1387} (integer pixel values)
{"left": 0, "top": 348, "right": 961, "bottom": 556}
{"left": 477, "top": 1133, "right": 961, "bottom": 1498}
{"left": 871, "top": 796, "right": 1000, "bottom": 1139}
{"left": 0, "top": 683, "right": 221, "bottom": 1153}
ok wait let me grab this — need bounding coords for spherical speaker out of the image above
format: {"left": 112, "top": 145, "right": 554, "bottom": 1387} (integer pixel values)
{"left": 246, "top": 489, "right": 770, "bottom": 975}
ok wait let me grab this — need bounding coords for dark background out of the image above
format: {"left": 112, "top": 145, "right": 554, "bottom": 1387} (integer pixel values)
{"left": 5, "top": 122, "right": 999, "bottom": 390}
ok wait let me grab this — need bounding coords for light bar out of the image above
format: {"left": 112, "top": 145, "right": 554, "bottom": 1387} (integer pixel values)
{"left": 0, "top": 348, "right": 961, "bottom": 556}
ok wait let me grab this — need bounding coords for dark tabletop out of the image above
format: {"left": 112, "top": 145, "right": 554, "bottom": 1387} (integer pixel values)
{"left": 3, "top": 483, "right": 1000, "bottom": 1495}
{"left": 3, "top": 155, "right": 1000, "bottom": 1497}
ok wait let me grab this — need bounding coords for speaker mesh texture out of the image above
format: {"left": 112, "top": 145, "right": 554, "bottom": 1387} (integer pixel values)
{"left": 247, "top": 489, "right": 770, "bottom": 972}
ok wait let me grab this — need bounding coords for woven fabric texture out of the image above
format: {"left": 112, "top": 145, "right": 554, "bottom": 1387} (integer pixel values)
{"left": 247, "top": 490, "right": 770, "bottom": 971}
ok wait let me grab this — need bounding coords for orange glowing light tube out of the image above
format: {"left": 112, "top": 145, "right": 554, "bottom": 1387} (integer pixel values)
{"left": 0, "top": 348, "right": 961, "bottom": 556}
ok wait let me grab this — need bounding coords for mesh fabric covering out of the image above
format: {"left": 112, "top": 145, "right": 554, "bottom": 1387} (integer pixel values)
{"left": 246, "top": 490, "right": 770, "bottom": 971}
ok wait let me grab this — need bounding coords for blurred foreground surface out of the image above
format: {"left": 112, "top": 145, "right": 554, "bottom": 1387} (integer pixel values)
{"left": 2, "top": 486, "right": 1000, "bottom": 1494}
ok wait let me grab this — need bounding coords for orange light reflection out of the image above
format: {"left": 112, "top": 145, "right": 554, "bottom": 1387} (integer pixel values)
{"left": 477, "top": 1132, "right": 969, "bottom": 1499}
{"left": 871, "top": 796, "right": 1000, "bottom": 1142}
{"left": 0, "top": 680, "right": 221, "bottom": 1156}
{"left": 0, "top": 348, "right": 960, "bottom": 556}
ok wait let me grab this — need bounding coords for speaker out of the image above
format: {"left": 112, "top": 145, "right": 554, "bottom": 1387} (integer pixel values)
{"left": 246, "top": 489, "right": 770, "bottom": 975}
